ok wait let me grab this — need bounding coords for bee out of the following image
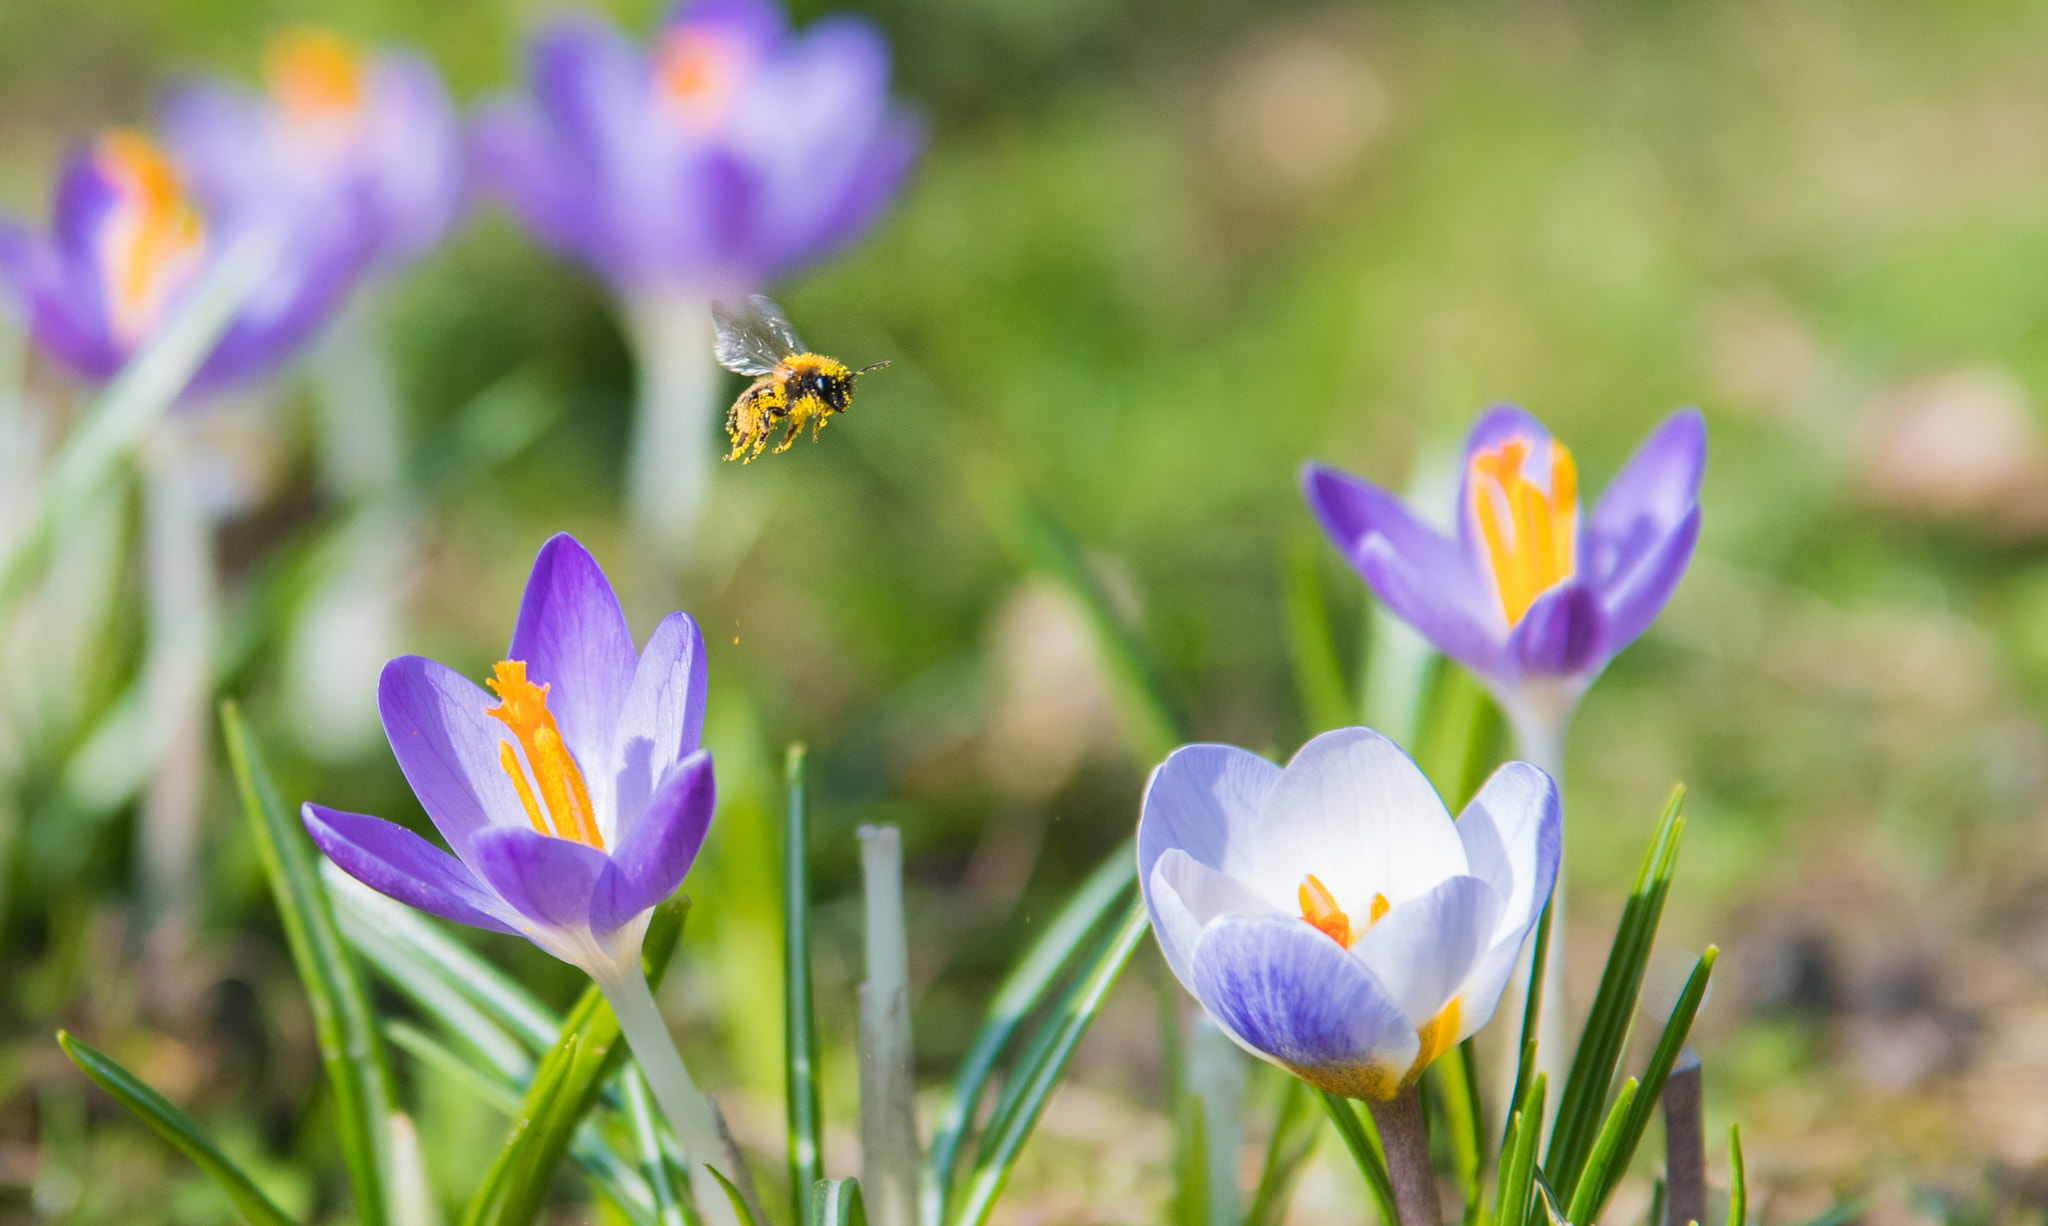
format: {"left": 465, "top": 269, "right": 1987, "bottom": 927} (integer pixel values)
{"left": 713, "top": 295, "right": 889, "bottom": 462}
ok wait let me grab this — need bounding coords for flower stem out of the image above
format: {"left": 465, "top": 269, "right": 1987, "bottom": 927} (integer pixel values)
{"left": 1497, "top": 706, "right": 1570, "bottom": 1133}
{"left": 1368, "top": 1088, "right": 1442, "bottom": 1226}
{"left": 623, "top": 290, "right": 716, "bottom": 575}
{"left": 858, "top": 825, "right": 921, "bottom": 1226}
{"left": 594, "top": 959, "right": 741, "bottom": 1226}
{"left": 1660, "top": 1048, "right": 1705, "bottom": 1226}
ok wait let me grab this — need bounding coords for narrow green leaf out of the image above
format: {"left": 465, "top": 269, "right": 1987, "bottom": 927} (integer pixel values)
{"left": 625, "top": 1068, "right": 689, "bottom": 1226}
{"left": 1314, "top": 1090, "right": 1395, "bottom": 1226}
{"left": 386, "top": 1022, "right": 523, "bottom": 1115}
{"left": 460, "top": 896, "right": 689, "bottom": 1226}
{"left": 1585, "top": 949, "right": 1719, "bottom": 1221}
{"left": 1428, "top": 1040, "right": 1483, "bottom": 1225}
{"left": 1727, "top": 1126, "right": 1745, "bottom": 1226}
{"left": 1647, "top": 1179, "right": 1665, "bottom": 1226}
{"left": 950, "top": 901, "right": 1149, "bottom": 1226}
{"left": 1564, "top": 1079, "right": 1637, "bottom": 1225}
{"left": 1008, "top": 494, "right": 1189, "bottom": 759}
{"left": 1504, "top": 898, "right": 1552, "bottom": 1155}
{"left": 708, "top": 1167, "right": 762, "bottom": 1226}
{"left": 58, "top": 1031, "right": 297, "bottom": 1226}
{"left": 814, "top": 1178, "right": 870, "bottom": 1226}
{"left": 1792, "top": 1202, "right": 1869, "bottom": 1226}
{"left": 1493, "top": 1075, "right": 1545, "bottom": 1226}
{"left": 223, "top": 701, "right": 397, "bottom": 1226}
{"left": 923, "top": 846, "right": 1133, "bottom": 1223}
{"left": 1241, "top": 1077, "right": 1321, "bottom": 1226}
{"left": 1414, "top": 664, "right": 1501, "bottom": 809}
{"left": 784, "top": 744, "right": 825, "bottom": 1225}
{"left": 1281, "top": 535, "right": 1352, "bottom": 735}
{"left": 1546, "top": 788, "right": 1686, "bottom": 1197}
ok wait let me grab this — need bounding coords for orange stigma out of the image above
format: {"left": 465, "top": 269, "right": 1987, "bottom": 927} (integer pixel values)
{"left": 1469, "top": 434, "right": 1579, "bottom": 626}
{"left": 1298, "top": 875, "right": 1390, "bottom": 949}
{"left": 486, "top": 660, "right": 603, "bottom": 848}
{"left": 265, "top": 27, "right": 366, "bottom": 130}
{"left": 655, "top": 27, "right": 743, "bottom": 133}
{"left": 92, "top": 130, "right": 206, "bottom": 347}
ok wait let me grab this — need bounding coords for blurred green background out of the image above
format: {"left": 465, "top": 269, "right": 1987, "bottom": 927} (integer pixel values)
{"left": 7, "top": 0, "right": 2048, "bottom": 1222}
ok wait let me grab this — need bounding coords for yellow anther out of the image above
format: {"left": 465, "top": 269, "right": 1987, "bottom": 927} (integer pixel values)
{"left": 1470, "top": 435, "right": 1579, "bottom": 626}
{"left": 1299, "top": 874, "right": 1355, "bottom": 948}
{"left": 265, "top": 27, "right": 366, "bottom": 126}
{"left": 1403, "top": 997, "right": 1463, "bottom": 1085}
{"left": 93, "top": 130, "right": 205, "bottom": 346}
{"left": 486, "top": 660, "right": 604, "bottom": 849}
{"left": 656, "top": 27, "right": 740, "bottom": 133}
{"left": 1369, "top": 893, "right": 1391, "bottom": 924}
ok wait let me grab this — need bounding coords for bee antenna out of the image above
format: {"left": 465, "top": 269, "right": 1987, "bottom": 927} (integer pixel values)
{"left": 855, "top": 360, "right": 892, "bottom": 375}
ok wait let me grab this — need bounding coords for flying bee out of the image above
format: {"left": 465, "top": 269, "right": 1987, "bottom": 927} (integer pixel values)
{"left": 712, "top": 295, "right": 889, "bottom": 462}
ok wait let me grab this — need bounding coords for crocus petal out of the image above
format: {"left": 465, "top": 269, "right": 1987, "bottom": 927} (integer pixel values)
{"left": 1136, "top": 743, "right": 1282, "bottom": 925}
{"left": 609, "top": 610, "right": 708, "bottom": 841}
{"left": 506, "top": 534, "right": 639, "bottom": 774}
{"left": 590, "top": 749, "right": 715, "bottom": 935}
{"left": 1454, "top": 403, "right": 1563, "bottom": 580}
{"left": 1596, "top": 503, "right": 1700, "bottom": 655}
{"left": 668, "top": 0, "right": 788, "bottom": 48}
{"left": 1190, "top": 915, "right": 1418, "bottom": 1099}
{"left": 302, "top": 803, "right": 519, "bottom": 934}
{"left": 1504, "top": 581, "right": 1605, "bottom": 676}
{"left": 361, "top": 52, "right": 468, "bottom": 266}
{"left": 1350, "top": 874, "right": 1503, "bottom": 1025}
{"left": 1243, "top": 728, "right": 1467, "bottom": 916}
{"left": 378, "top": 654, "right": 530, "bottom": 858}
{"left": 1455, "top": 761, "right": 1561, "bottom": 942}
{"left": 1302, "top": 463, "right": 1503, "bottom": 676}
{"left": 1148, "top": 848, "right": 1285, "bottom": 988}
{"left": 1585, "top": 408, "right": 1706, "bottom": 592}
{"left": 471, "top": 825, "right": 611, "bottom": 931}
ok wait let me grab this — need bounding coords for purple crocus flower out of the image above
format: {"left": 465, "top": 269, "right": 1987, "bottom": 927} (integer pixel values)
{"left": 1303, "top": 406, "right": 1705, "bottom": 761}
{"left": 162, "top": 27, "right": 467, "bottom": 274}
{"left": 303, "top": 532, "right": 713, "bottom": 971}
{"left": 474, "top": 0, "right": 920, "bottom": 296}
{"left": 0, "top": 127, "right": 361, "bottom": 389}
{"left": 1139, "top": 728, "right": 1559, "bottom": 1100}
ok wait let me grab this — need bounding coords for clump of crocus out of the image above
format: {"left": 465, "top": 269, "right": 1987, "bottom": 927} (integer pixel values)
{"left": 1139, "top": 727, "right": 1558, "bottom": 1226}
{"left": 302, "top": 534, "right": 740, "bottom": 1209}
{"left": 1303, "top": 406, "right": 1705, "bottom": 771}
{"left": 474, "top": 0, "right": 921, "bottom": 562}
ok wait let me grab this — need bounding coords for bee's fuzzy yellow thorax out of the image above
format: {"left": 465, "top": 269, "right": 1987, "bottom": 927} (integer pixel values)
{"left": 780, "top": 352, "right": 850, "bottom": 379}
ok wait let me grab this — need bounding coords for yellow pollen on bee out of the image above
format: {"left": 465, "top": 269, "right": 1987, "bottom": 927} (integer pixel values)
{"left": 93, "top": 130, "right": 206, "bottom": 347}
{"left": 485, "top": 660, "right": 603, "bottom": 849}
{"left": 1470, "top": 435, "right": 1579, "bottom": 627}
{"left": 264, "top": 27, "right": 366, "bottom": 127}
{"left": 1298, "top": 874, "right": 1391, "bottom": 949}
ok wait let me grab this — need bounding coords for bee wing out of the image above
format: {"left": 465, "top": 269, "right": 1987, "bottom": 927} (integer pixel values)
{"left": 712, "top": 296, "right": 803, "bottom": 375}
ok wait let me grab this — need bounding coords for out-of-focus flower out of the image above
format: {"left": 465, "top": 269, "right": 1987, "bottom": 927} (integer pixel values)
{"left": 1303, "top": 406, "right": 1705, "bottom": 757}
{"left": 163, "top": 27, "right": 467, "bottom": 273}
{"left": 1138, "top": 727, "right": 1558, "bottom": 1099}
{"left": 474, "top": 0, "right": 920, "bottom": 295}
{"left": 303, "top": 533, "right": 714, "bottom": 972}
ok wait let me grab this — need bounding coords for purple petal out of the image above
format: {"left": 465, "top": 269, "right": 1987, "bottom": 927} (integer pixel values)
{"left": 506, "top": 534, "right": 638, "bottom": 771}
{"left": 1585, "top": 408, "right": 1707, "bottom": 592}
{"left": 472, "top": 97, "right": 606, "bottom": 274}
{"left": 302, "top": 803, "right": 519, "bottom": 934}
{"left": 609, "top": 611, "right": 709, "bottom": 838}
{"left": 1147, "top": 848, "right": 1283, "bottom": 991}
{"left": 1350, "top": 874, "right": 1502, "bottom": 1024}
{"left": 471, "top": 826, "right": 611, "bottom": 930}
{"left": 360, "top": 52, "right": 468, "bottom": 266}
{"left": 1504, "top": 581, "right": 1605, "bottom": 676}
{"left": 1302, "top": 462, "right": 1504, "bottom": 678}
{"left": 1454, "top": 403, "right": 1561, "bottom": 572}
{"left": 666, "top": 0, "right": 788, "bottom": 48}
{"left": 590, "top": 749, "right": 715, "bottom": 934}
{"left": 1189, "top": 915, "right": 1417, "bottom": 1096}
{"left": 378, "top": 654, "right": 528, "bottom": 859}
{"left": 1599, "top": 503, "right": 1699, "bottom": 657}
{"left": 1454, "top": 761, "right": 1560, "bottom": 942}
{"left": 1136, "top": 743, "right": 1283, "bottom": 933}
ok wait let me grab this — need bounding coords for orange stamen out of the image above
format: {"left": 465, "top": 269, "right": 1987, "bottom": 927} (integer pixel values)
{"left": 92, "top": 130, "right": 206, "bottom": 346}
{"left": 486, "top": 660, "right": 604, "bottom": 849}
{"left": 497, "top": 741, "right": 550, "bottom": 835}
{"left": 655, "top": 27, "right": 740, "bottom": 133}
{"left": 1470, "top": 435, "right": 1579, "bottom": 626}
{"left": 1369, "top": 892, "right": 1391, "bottom": 924}
{"left": 1299, "top": 874, "right": 1355, "bottom": 948}
{"left": 264, "top": 27, "right": 366, "bottom": 127}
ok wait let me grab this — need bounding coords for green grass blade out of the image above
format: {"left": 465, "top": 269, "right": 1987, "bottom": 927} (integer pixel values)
{"left": 328, "top": 865, "right": 560, "bottom": 1054}
{"left": 1727, "top": 1126, "right": 1745, "bottom": 1226}
{"left": 57, "top": 1031, "right": 298, "bottom": 1226}
{"left": 1563, "top": 1079, "right": 1637, "bottom": 1226}
{"left": 1493, "top": 1075, "right": 1544, "bottom": 1226}
{"left": 1792, "top": 1202, "right": 1869, "bottom": 1226}
{"left": 1546, "top": 788, "right": 1686, "bottom": 1198}
{"left": 1281, "top": 535, "right": 1352, "bottom": 735}
{"left": 386, "top": 1022, "right": 523, "bottom": 1115}
{"left": 815, "top": 1178, "right": 870, "bottom": 1226}
{"left": 1429, "top": 1040, "right": 1483, "bottom": 1224}
{"left": 949, "top": 901, "right": 1149, "bottom": 1226}
{"left": 785, "top": 745, "right": 825, "bottom": 1225}
{"left": 1585, "top": 949, "right": 1719, "bottom": 1221}
{"left": 1314, "top": 1090, "right": 1395, "bottom": 1226}
{"left": 709, "top": 1167, "right": 762, "bottom": 1226}
{"left": 923, "top": 846, "right": 1134, "bottom": 1223}
{"left": 627, "top": 1068, "right": 690, "bottom": 1226}
{"left": 1008, "top": 494, "right": 1190, "bottom": 759}
{"left": 459, "top": 897, "right": 689, "bottom": 1226}
{"left": 1241, "top": 1077, "right": 1321, "bottom": 1226}
{"left": 223, "top": 701, "right": 398, "bottom": 1226}
{"left": 0, "top": 234, "right": 272, "bottom": 610}
{"left": 1503, "top": 898, "right": 1553, "bottom": 1154}
{"left": 1414, "top": 664, "right": 1501, "bottom": 810}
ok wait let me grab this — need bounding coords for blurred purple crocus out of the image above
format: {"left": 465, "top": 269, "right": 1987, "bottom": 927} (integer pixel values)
{"left": 302, "top": 533, "right": 741, "bottom": 1206}
{"left": 474, "top": 0, "right": 921, "bottom": 564}
{"left": 1303, "top": 406, "right": 1705, "bottom": 767}
{"left": 1139, "top": 728, "right": 1559, "bottom": 1100}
